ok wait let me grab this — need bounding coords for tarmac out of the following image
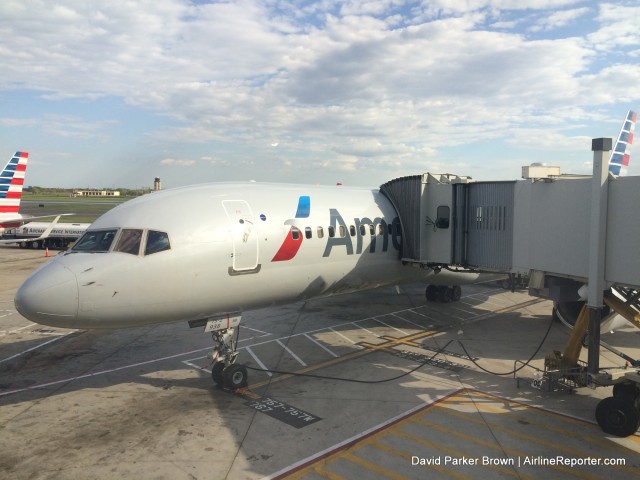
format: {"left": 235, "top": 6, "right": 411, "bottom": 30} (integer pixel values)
{"left": 1, "top": 246, "right": 639, "bottom": 479}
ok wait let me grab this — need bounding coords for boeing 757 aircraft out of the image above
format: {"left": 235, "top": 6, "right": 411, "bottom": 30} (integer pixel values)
{"left": 15, "top": 182, "right": 484, "bottom": 388}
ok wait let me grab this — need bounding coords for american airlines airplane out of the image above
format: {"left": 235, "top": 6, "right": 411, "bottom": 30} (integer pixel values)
{"left": 13, "top": 111, "right": 635, "bottom": 390}
{"left": 0, "top": 151, "right": 70, "bottom": 240}
{"left": 0, "top": 151, "right": 30, "bottom": 234}
{"left": 15, "top": 182, "right": 485, "bottom": 388}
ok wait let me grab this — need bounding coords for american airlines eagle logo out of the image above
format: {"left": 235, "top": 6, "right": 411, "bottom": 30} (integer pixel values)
{"left": 271, "top": 195, "right": 310, "bottom": 262}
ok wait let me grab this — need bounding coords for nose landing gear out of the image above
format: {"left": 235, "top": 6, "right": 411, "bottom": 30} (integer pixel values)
{"left": 190, "top": 314, "right": 249, "bottom": 389}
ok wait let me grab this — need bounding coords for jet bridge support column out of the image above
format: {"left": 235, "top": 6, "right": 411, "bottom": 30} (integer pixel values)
{"left": 587, "top": 138, "right": 612, "bottom": 375}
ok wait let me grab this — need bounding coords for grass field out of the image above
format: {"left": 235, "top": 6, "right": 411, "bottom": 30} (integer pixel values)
{"left": 20, "top": 194, "right": 133, "bottom": 224}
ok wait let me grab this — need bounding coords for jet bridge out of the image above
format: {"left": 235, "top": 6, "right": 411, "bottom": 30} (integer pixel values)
{"left": 381, "top": 138, "right": 640, "bottom": 437}
{"left": 380, "top": 173, "right": 516, "bottom": 271}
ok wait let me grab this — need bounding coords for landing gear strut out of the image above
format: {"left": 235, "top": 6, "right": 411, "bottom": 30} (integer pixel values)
{"left": 425, "top": 285, "right": 461, "bottom": 303}
{"left": 190, "top": 314, "right": 248, "bottom": 389}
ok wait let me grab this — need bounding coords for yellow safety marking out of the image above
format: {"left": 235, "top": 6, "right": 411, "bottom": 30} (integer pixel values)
{"left": 372, "top": 441, "right": 473, "bottom": 480}
{"left": 312, "top": 464, "right": 347, "bottom": 480}
{"left": 432, "top": 400, "right": 633, "bottom": 477}
{"left": 469, "top": 390, "right": 640, "bottom": 453}
{"left": 391, "top": 429, "right": 518, "bottom": 479}
{"left": 340, "top": 451, "right": 410, "bottom": 480}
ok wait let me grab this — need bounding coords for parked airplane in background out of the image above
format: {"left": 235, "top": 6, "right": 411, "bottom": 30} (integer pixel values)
{"left": 608, "top": 110, "right": 636, "bottom": 176}
{"left": 0, "top": 151, "right": 72, "bottom": 238}
{"left": 15, "top": 183, "right": 486, "bottom": 388}
{"left": 0, "top": 151, "right": 30, "bottom": 234}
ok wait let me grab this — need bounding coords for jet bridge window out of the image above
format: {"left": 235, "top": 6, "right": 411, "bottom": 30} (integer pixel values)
{"left": 145, "top": 230, "right": 171, "bottom": 255}
{"left": 114, "top": 229, "right": 143, "bottom": 255}
{"left": 71, "top": 229, "right": 118, "bottom": 252}
{"left": 436, "top": 206, "right": 450, "bottom": 229}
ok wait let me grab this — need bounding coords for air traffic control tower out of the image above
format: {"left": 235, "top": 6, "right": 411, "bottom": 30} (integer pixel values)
{"left": 380, "top": 138, "right": 640, "bottom": 437}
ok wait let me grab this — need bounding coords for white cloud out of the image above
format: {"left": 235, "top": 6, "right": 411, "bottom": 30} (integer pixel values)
{"left": 160, "top": 158, "right": 196, "bottom": 167}
{"left": 0, "top": 0, "right": 638, "bottom": 186}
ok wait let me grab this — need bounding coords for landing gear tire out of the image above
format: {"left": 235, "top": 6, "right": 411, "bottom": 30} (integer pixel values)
{"left": 451, "top": 285, "right": 461, "bottom": 301}
{"left": 595, "top": 396, "right": 640, "bottom": 437}
{"left": 613, "top": 382, "right": 640, "bottom": 402}
{"left": 211, "top": 361, "right": 225, "bottom": 386}
{"left": 425, "top": 285, "right": 461, "bottom": 303}
{"left": 425, "top": 285, "right": 438, "bottom": 302}
{"left": 222, "top": 364, "right": 248, "bottom": 389}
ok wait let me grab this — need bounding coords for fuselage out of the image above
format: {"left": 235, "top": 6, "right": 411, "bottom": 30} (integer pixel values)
{"left": 15, "top": 182, "right": 476, "bottom": 329}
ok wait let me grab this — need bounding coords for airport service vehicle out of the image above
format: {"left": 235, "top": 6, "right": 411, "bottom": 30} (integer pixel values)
{"left": 2, "top": 221, "right": 89, "bottom": 249}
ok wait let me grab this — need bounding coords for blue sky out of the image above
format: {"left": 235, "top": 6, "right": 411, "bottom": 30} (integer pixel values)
{"left": 0, "top": 0, "right": 638, "bottom": 189}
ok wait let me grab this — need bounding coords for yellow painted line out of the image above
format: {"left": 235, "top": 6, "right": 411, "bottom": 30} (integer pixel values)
{"left": 312, "top": 464, "right": 347, "bottom": 480}
{"left": 467, "top": 390, "right": 638, "bottom": 453}
{"left": 341, "top": 451, "right": 410, "bottom": 480}
{"left": 371, "top": 441, "right": 473, "bottom": 480}
{"left": 432, "top": 393, "right": 635, "bottom": 477}
{"left": 391, "top": 429, "right": 518, "bottom": 479}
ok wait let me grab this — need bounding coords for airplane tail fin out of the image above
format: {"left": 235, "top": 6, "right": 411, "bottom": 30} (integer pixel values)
{"left": 608, "top": 110, "right": 636, "bottom": 176}
{"left": 0, "top": 152, "right": 29, "bottom": 214}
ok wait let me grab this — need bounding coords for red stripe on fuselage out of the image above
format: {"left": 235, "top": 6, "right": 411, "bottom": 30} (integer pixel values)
{"left": 271, "top": 227, "right": 303, "bottom": 262}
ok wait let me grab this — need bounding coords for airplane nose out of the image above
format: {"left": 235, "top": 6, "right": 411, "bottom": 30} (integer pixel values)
{"left": 15, "top": 262, "right": 79, "bottom": 328}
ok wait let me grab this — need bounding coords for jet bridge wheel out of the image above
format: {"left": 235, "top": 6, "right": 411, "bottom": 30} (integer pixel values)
{"left": 595, "top": 396, "right": 640, "bottom": 437}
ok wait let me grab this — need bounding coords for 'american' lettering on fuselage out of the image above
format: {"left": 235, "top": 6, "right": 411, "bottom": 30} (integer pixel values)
{"left": 322, "top": 208, "right": 402, "bottom": 257}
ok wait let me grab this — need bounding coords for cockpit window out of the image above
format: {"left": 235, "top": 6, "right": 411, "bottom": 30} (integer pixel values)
{"left": 145, "top": 230, "right": 171, "bottom": 255}
{"left": 71, "top": 229, "right": 118, "bottom": 252}
{"left": 114, "top": 229, "right": 143, "bottom": 255}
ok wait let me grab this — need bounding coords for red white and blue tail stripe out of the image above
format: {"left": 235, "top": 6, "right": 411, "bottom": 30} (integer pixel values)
{"left": 609, "top": 110, "right": 636, "bottom": 176}
{"left": 0, "top": 152, "right": 28, "bottom": 214}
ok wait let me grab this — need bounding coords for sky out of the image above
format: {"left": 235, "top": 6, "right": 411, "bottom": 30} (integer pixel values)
{"left": 0, "top": 0, "right": 638, "bottom": 189}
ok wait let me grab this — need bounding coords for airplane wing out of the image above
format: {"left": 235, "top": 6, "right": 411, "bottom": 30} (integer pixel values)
{"left": 0, "top": 215, "right": 61, "bottom": 245}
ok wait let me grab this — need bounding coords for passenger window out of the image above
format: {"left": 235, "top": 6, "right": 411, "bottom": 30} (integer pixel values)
{"left": 349, "top": 225, "right": 356, "bottom": 236}
{"left": 377, "top": 224, "right": 384, "bottom": 235}
{"left": 114, "top": 229, "right": 143, "bottom": 255}
{"left": 339, "top": 225, "right": 346, "bottom": 237}
{"left": 305, "top": 227, "right": 312, "bottom": 239}
{"left": 317, "top": 226, "right": 324, "bottom": 239}
{"left": 359, "top": 225, "right": 366, "bottom": 236}
{"left": 369, "top": 225, "right": 375, "bottom": 235}
{"left": 328, "top": 226, "right": 335, "bottom": 238}
{"left": 145, "top": 230, "right": 171, "bottom": 255}
{"left": 291, "top": 227, "right": 300, "bottom": 240}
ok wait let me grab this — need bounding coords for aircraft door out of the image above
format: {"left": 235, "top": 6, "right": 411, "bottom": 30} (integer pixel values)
{"left": 222, "top": 200, "right": 260, "bottom": 273}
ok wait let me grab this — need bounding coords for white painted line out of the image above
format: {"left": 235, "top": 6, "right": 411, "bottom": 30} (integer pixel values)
{"left": 350, "top": 322, "right": 381, "bottom": 338}
{"left": 304, "top": 333, "right": 338, "bottom": 358}
{"left": 0, "top": 346, "right": 214, "bottom": 398}
{"left": 182, "top": 357, "right": 211, "bottom": 373}
{"left": 0, "top": 335, "right": 68, "bottom": 365}
{"left": 245, "top": 346, "right": 272, "bottom": 377}
{"left": 276, "top": 339, "right": 307, "bottom": 367}
{"left": 390, "top": 312, "right": 428, "bottom": 330}
{"left": 374, "top": 317, "right": 409, "bottom": 336}
{"left": 328, "top": 327, "right": 363, "bottom": 347}
{"left": 0, "top": 323, "right": 36, "bottom": 336}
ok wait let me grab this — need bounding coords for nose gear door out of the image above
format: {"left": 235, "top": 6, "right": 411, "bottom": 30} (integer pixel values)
{"left": 222, "top": 200, "right": 259, "bottom": 273}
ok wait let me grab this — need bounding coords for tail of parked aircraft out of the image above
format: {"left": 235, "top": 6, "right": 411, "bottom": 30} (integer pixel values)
{"left": 0, "top": 151, "right": 28, "bottom": 215}
{"left": 608, "top": 110, "right": 636, "bottom": 176}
